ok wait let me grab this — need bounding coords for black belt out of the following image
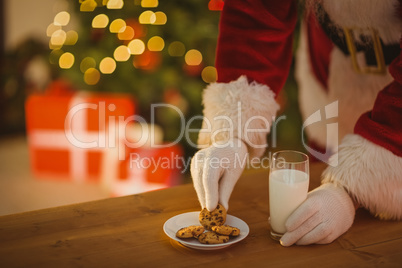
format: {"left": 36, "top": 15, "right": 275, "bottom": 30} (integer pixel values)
{"left": 317, "top": 4, "right": 399, "bottom": 72}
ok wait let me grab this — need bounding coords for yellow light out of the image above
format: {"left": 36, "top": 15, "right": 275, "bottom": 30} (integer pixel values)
{"left": 92, "top": 14, "right": 109, "bottom": 28}
{"left": 100, "top": 57, "right": 116, "bottom": 74}
{"left": 84, "top": 68, "right": 100, "bottom": 85}
{"left": 139, "top": 11, "right": 156, "bottom": 24}
{"left": 59, "top": 52, "right": 75, "bottom": 69}
{"left": 168, "top": 41, "right": 185, "bottom": 57}
{"left": 54, "top": 11, "right": 70, "bottom": 26}
{"left": 147, "top": 36, "right": 164, "bottom": 51}
{"left": 50, "top": 29, "right": 66, "bottom": 46}
{"left": 80, "top": 0, "right": 97, "bottom": 12}
{"left": 80, "top": 57, "right": 96, "bottom": 73}
{"left": 128, "top": 39, "right": 145, "bottom": 55}
{"left": 141, "top": 0, "right": 158, "bottom": 8}
{"left": 114, "top": 45, "right": 131, "bottom": 61}
{"left": 118, "top": 26, "right": 135, "bottom": 40}
{"left": 109, "top": 19, "right": 126, "bottom": 33}
{"left": 64, "top": 30, "right": 78, "bottom": 45}
{"left": 153, "top": 12, "right": 167, "bottom": 25}
{"left": 185, "top": 49, "right": 203, "bottom": 65}
{"left": 46, "top": 23, "right": 61, "bottom": 37}
{"left": 107, "top": 0, "right": 124, "bottom": 9}
{"left": 201, "top": 66, "right": 217, "bottom": 83}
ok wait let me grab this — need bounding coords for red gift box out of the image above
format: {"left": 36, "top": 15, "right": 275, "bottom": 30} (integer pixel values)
{"left": 25, "top": 92, "right": 135, "bottom": 182}
{"left": 113, "top": 144, "right": 184, "bottom": 196}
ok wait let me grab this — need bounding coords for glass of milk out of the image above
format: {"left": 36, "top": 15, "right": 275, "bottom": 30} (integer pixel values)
{"left": 269, "top": 150, "right": 309, "bottom": 241}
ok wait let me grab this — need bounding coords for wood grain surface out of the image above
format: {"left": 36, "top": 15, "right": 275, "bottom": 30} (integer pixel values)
{"left": 0, "top": 163, "right": 401, "bottom": 267}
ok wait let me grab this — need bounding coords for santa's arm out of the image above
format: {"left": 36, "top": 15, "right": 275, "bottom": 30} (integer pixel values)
{"left": 198, "top": 0, "right": 298, "bottom": 157}
{"left": 322, "top": 37, "right": 402, "bottom": 220}
{"left": 216, "top": 0, "right": 297, "bottom": 93}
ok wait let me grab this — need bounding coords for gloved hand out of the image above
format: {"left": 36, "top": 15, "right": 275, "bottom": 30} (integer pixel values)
{"left": 280, "top": 183, "right": 356, "bottom": 246}
{"left": 190, "top": 138, "right": 248, "bottom": 211}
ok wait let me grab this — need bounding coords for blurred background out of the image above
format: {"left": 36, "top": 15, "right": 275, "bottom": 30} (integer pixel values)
{"left": 0, "top": 0, "right": 304, "bottom": 216}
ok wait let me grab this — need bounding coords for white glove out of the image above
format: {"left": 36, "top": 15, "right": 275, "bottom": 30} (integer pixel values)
{"left": 190, "top": 138, "right": 248, "bottom": 211}
{"left": 280, "top": 183, "right": 355, "bottom": 246}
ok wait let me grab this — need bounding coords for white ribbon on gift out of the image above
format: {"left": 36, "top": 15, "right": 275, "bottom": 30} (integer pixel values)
{"left": 112, "top": 158, "right": 169, "bottom": 196}
{"left": 112, "top": 125, "right": 168, "bottom": 196}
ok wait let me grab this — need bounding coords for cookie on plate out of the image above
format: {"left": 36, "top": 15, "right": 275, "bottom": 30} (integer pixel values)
{"left": 198, "top": 231, "right": 229, "bottom": 244}
{"left": 211, "top": 225, "right": 240, "bottom": 236}
{"left": 199, "top": 204, "right": 227, "bottom": 230}
{"left": 176, "top": 225, "right": 205, "bottom": 238}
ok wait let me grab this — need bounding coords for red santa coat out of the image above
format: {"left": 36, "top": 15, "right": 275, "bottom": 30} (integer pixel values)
{"left": 198, "top": 0, "right": 402, "bottom": 220}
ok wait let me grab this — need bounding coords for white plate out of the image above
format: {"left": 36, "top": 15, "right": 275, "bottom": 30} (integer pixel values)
{"left": 163, "top": 211, "right": 249, "bottom": 250}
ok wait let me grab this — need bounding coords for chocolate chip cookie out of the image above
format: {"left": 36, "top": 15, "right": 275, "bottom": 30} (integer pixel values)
{"left": 199, "top": 204, "right": 227, "bottom": 230}
{"left": 198, "top": 231, "right": 229, "bottom": 244}
{"left": 211, "top": 225, "right": 240, "bottom": 236}
{"left": 176, "top": 225, "right": 205, "bottom": 238}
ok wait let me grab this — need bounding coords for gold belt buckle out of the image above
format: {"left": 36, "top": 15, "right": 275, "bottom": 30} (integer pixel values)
{"left": 343, "top": 27, "right": 386, "bottom": 74}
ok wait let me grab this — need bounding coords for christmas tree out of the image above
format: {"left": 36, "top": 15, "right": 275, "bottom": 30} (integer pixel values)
{"left": 47, "top": 0, "right": 222, "bottom": 158}
{"left": 44, "top": 0, "right": 304, "bottom": 168}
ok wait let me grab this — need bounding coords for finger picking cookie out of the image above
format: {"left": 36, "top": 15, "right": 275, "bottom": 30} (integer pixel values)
{"left": 211, "top": 225, "right": 240, "bottom": 236}
{"left": 176, "top": 225, "right": 205, "bottom": 238}
{"left": 199, "top": 204, "right": 227, "bottom": 230}
{"left": 198, "top": 231, "right": 229, "bottom": 244}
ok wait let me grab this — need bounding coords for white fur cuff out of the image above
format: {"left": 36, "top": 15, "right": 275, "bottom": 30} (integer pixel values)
{"left": 322, "top": 134, "right": 402, "bottom": 220}
{"left": 197, "top": 76, "right": 279, "bottom": 159}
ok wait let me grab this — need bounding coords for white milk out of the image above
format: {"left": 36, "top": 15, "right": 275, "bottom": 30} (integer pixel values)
{"left": 269, "top": 169, "right": 309, "bottom": 234}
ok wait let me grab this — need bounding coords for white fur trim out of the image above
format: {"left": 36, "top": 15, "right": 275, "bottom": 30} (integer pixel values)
{"left": 197, "top": 76, "right": 279, "bottom": 159}
{"left": 322, "top": 0, "right": 402, "bottom": 44}
{"left": 322, "top": 134, "right": 402, "bottom": 220}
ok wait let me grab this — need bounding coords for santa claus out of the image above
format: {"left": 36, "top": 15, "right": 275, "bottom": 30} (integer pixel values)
{"left": 191, "top": 0, "right": 402, "bottom": 246}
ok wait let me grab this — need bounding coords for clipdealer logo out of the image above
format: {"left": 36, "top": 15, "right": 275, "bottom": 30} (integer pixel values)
{"left": 63, "top": 100, "right": 339, "bottom": 171}
{"left": 302, "top": 101, "right": 339, "bottom": 166}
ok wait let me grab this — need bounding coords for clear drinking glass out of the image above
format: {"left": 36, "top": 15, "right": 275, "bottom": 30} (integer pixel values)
{"left": 269, "top": 150, "right": 309, "bottom": 241}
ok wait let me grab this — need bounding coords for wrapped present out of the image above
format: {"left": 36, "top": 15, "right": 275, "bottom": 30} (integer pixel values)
{"left": 25, "top": 91, "right": 135, "bottom": 183}
{"left": 113, "top": 144, "right": 184, "bottom": 196}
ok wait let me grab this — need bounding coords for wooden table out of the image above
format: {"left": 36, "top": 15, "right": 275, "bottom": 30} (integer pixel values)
{"left": 0, "top": 163, "right": 401, "bottom": 267}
